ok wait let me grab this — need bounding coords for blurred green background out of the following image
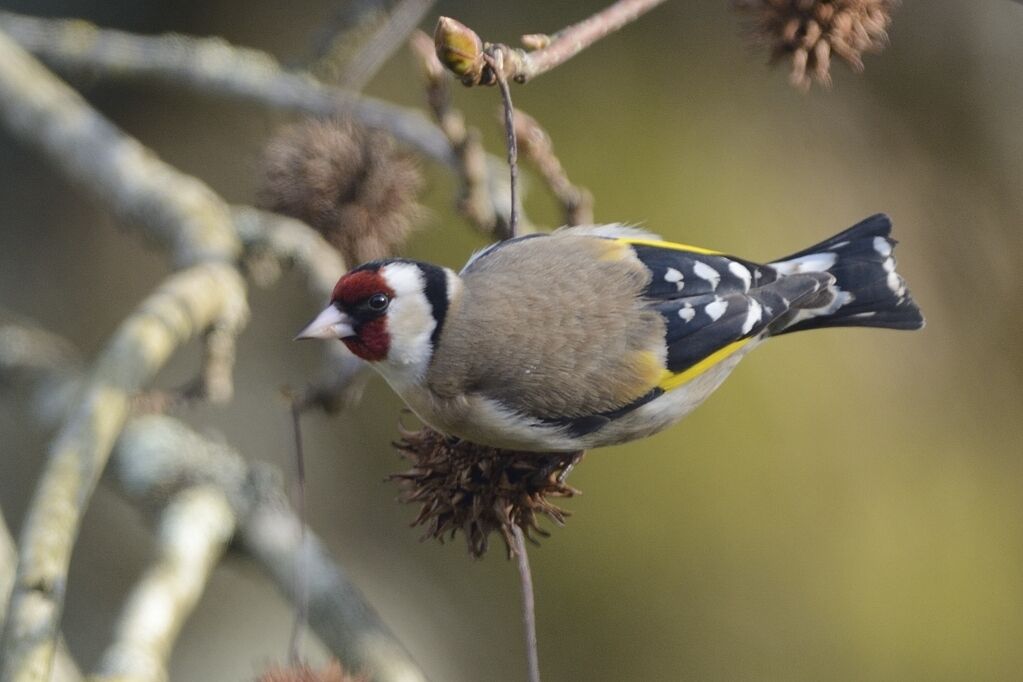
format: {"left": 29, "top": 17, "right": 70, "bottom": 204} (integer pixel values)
{"left": 2, "top": 1, "right": 1023, "bottom": 680}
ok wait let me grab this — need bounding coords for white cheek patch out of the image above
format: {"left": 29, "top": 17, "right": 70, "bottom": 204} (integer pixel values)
{"left": 378, "top": 263, "right": 437, "bottom": 385}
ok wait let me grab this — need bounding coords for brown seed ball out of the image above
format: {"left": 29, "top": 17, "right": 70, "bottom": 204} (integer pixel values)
{"left": 736, "top": 0, "right": 898, "bottom": 90}
{"left": 392, "top": 425, "right": 583, "bottom": 558}
{"left": 259, "top": 118, "right": 424, "bottom": 265}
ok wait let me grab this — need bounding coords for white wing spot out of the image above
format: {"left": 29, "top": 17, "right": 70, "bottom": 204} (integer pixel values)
{"left": 887, "top": 271, "right": 905, "bottom": 295}
{"left": 741, "top": 299, "right": 763, "bottom": 335}
{"left": 882, "top": 257, "right": 896, "bottom": 273}
{"left": 678, "top": 303, "right": 695, "bottom": 322}
{"left": 728, "top": 262, "right": 752, "bottom": 291}
{"left": 772, "top": 252, "right": 837, "bottom": 275}
{"left": 705, "top": 297, "right": 728, "bottom": 321}
{"left": 873, "top": 237, "right": 893, "bottom": 258}
{"left": 664, "top": 267, "right": 685, "bottom": 291}
{"left": 693, "top": 261, "right": 721, "bottom": 290}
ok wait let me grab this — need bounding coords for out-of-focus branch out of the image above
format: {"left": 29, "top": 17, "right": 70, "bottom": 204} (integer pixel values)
{"left": 112, "top": 416, "right": 428, "bottom": 682}
{"left": 336, "top": 0, "right": 436, "bottom": 92}
{"left": 0, "top": 11, "right": 452, "bottom": 167}
{"left": 232, "top": 207, "right": 369, "bottom": 412}
{"left": 410, "top": 31, "right": 509, "bottom": 237}
{"left": 0, "top": 264, "right": 247, "bottom": 682}
{"left": 0, "top": 513, "right": 82, "bottom": 682}
{"left": 512, "top": 109, "right": 593, "bottom": 227}
{"left": 92, "top": 486, "right": 235, "bottom": 682}
{"left": 0, "top": 27, "right": 239, "bottom": 268}
{"left": 304, "top": 0, "right": 390, "bottom": 75}
{"left": 434, "top": 0, "right": 668, "bottom": 86}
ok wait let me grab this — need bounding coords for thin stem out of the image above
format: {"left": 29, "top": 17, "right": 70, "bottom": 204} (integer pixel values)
{"left": 487, "top": 54, "right": 520, "bottom": 239}
{"left": 288, "top": 400, "right": 309, "bottom": 664}
{"left": 511, "top": 526, "right": 540, "bottom": 682}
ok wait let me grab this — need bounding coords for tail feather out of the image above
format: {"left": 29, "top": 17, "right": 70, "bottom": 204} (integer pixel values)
{"left": 768, "top": 214, "right": 924, "bottom": 334}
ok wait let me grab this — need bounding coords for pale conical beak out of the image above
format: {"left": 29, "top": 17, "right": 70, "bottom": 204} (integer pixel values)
{"left": 295, "top": 305, "right": 355, "bottom": 340}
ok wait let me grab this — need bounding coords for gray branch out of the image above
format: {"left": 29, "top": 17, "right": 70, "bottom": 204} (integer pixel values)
{"left": 112, "top": 416, "right": 428, "bottom": 682}
{"left": 0, "top": 26, "right": 239, "bottom": 268}
{"left": 0, "top": 11, "right": 454, "bottom": 168}
{"left": 0, "top": 264, "right": 247, "bottom": 682}
{"left": 93, "top": 487, "right": 235, "bottom": 682}
{"left": 0, "top": 514, "right": 81, "bottom": 682}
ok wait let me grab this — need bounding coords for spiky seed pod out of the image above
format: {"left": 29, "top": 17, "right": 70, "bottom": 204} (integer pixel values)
{"left": 257, "top": 661, "right": 363, "bottom": 682}
{"left": 736, "top": 0, "right": 898, "bottom": 90}
{"left": 392, "top": 425, "right": 583, "bottom": 558}
{"left": 259, "top": 118, "right": 424, "bottom": 266}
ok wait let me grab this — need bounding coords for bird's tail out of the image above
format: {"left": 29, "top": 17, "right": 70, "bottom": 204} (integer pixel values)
{"left": 767, "top": 214, "right": 924, "bottom": 335}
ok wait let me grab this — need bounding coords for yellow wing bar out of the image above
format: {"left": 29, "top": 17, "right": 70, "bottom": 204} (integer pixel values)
{"left": 615, "top": 237, "right": 722, "bottom": 256}
{"left": 656, "top": 338, "right": 752, "bottom": 392}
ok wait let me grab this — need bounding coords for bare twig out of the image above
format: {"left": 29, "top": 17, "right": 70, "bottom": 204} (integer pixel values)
{"left": 434, "top": 0, "right": 668, "bottom": 86}
{"left": 511, "top": 526, "right": 541, "bottom": 682}
{"left": 485, "top": 53, "right": 520, "bottom": 239}
{"left": 93, "top": 486, "right": 235, "bottom": 682}
{"left": 0, "top": 264, "right": 247, "bottom": 682}
{"left": 0, "top": 513, "right": 82, "bottom": 682}
{"left": 337, "top": 0, "right": 436, "bottom": 92}
{"left": 512, "top": 109, "right": 594, "bottom": 226}
{"left": 0, "top": 11, "right": 451, "bottom": 166}
{"left": 112, "top": 416, "right": 428, "bottom": 682}
{"left": 304, "top": 0, "right": 390, "bottom": 75}
{"left": 288, "top": 400, "right": 309, "bottom": 664}
{"left": 409, "top": 31, "right": 503, "bottom": 236}
{"left": 0, "top": 26, "right": 239, "bottom": 268}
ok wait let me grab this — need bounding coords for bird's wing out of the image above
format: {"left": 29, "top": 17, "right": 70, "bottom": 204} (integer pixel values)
{"left": 614, "top": 236, "right": 832, "bottom": 390}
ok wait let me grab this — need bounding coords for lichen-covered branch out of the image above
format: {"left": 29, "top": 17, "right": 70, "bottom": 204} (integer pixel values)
{"left": 0, "top": 264, "right": 247, "bottom": 682}
{"left": 0, "top": 27, "right": 239, "bottom": 268}
{"left": 112, "top": 416, "right": 428, "bottom": 682}
{"left": 434, "top": 0, "right": 668, "bottom": 86}
{"left": 409, "top": 31, "right": 501, "bottom": 236}
{"left": 0, "top": 11, "right": 452, "bottom": 168}
{"left": 92, "top": 487, "right": 235, "bottom": 682}
{"left": 1, "top": 513, "right": 83, "bottom": 682}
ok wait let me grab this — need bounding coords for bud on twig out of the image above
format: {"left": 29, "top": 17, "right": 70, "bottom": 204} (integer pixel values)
{"left": 433, "top": 16, "right": 485, "bottom": 85}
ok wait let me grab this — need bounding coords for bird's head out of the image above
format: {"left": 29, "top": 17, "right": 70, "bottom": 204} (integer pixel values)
{"left": 296, "top": 259, "right": 458, "bottom": 382}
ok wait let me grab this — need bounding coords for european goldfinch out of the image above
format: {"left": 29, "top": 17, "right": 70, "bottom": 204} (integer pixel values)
{"left": 298, "top": 214, "right": 923, "bottom": 451}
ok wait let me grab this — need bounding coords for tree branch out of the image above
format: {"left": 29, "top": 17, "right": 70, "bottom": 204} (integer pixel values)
{"left": 111, "top": 416, "right": 428, "bottom": 682}
{"left": 92, "top": 486, "right": 235, "bottom": 682}
{"left": 434, "top": 0, "right": 668, "bottom": 86}
{"left": 512, "top": 109, "right": 593, "bottom": 227}
{"left": 336, "top": 0, "right": 437, "bottom": 92}
{"left": 0, "top": 26, "right": 239, "bottom": 268}
{"left": 0, "top": 264, "right": 247, "bottom": 682}
{"left": 0, "top": 11, "right": 452, "bottom": 168}
{"left": 0, "top": 513, "right": 81, "bottom": 682}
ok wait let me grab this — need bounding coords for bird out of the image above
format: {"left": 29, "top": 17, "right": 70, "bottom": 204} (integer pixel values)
{"left": 297, "top": 214, "right": 923, "bottom": 452}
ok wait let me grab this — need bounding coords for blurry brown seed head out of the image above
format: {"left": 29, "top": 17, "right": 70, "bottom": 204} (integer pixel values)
{"left": 259, "top": 118, "right": 424, "bottom": 265}
{"left": 392, "top": 424, "right": 583, "bottom": 559}
{"left": 257, "top": 661, "right": 363, "bottom": 682}
{"left": 736, "top": 0, "right": 898, "bottom": 90}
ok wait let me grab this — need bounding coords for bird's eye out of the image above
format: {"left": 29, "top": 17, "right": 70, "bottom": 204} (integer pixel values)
{"left": 367, "top": 293, "right": 390, "bottom": 312}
